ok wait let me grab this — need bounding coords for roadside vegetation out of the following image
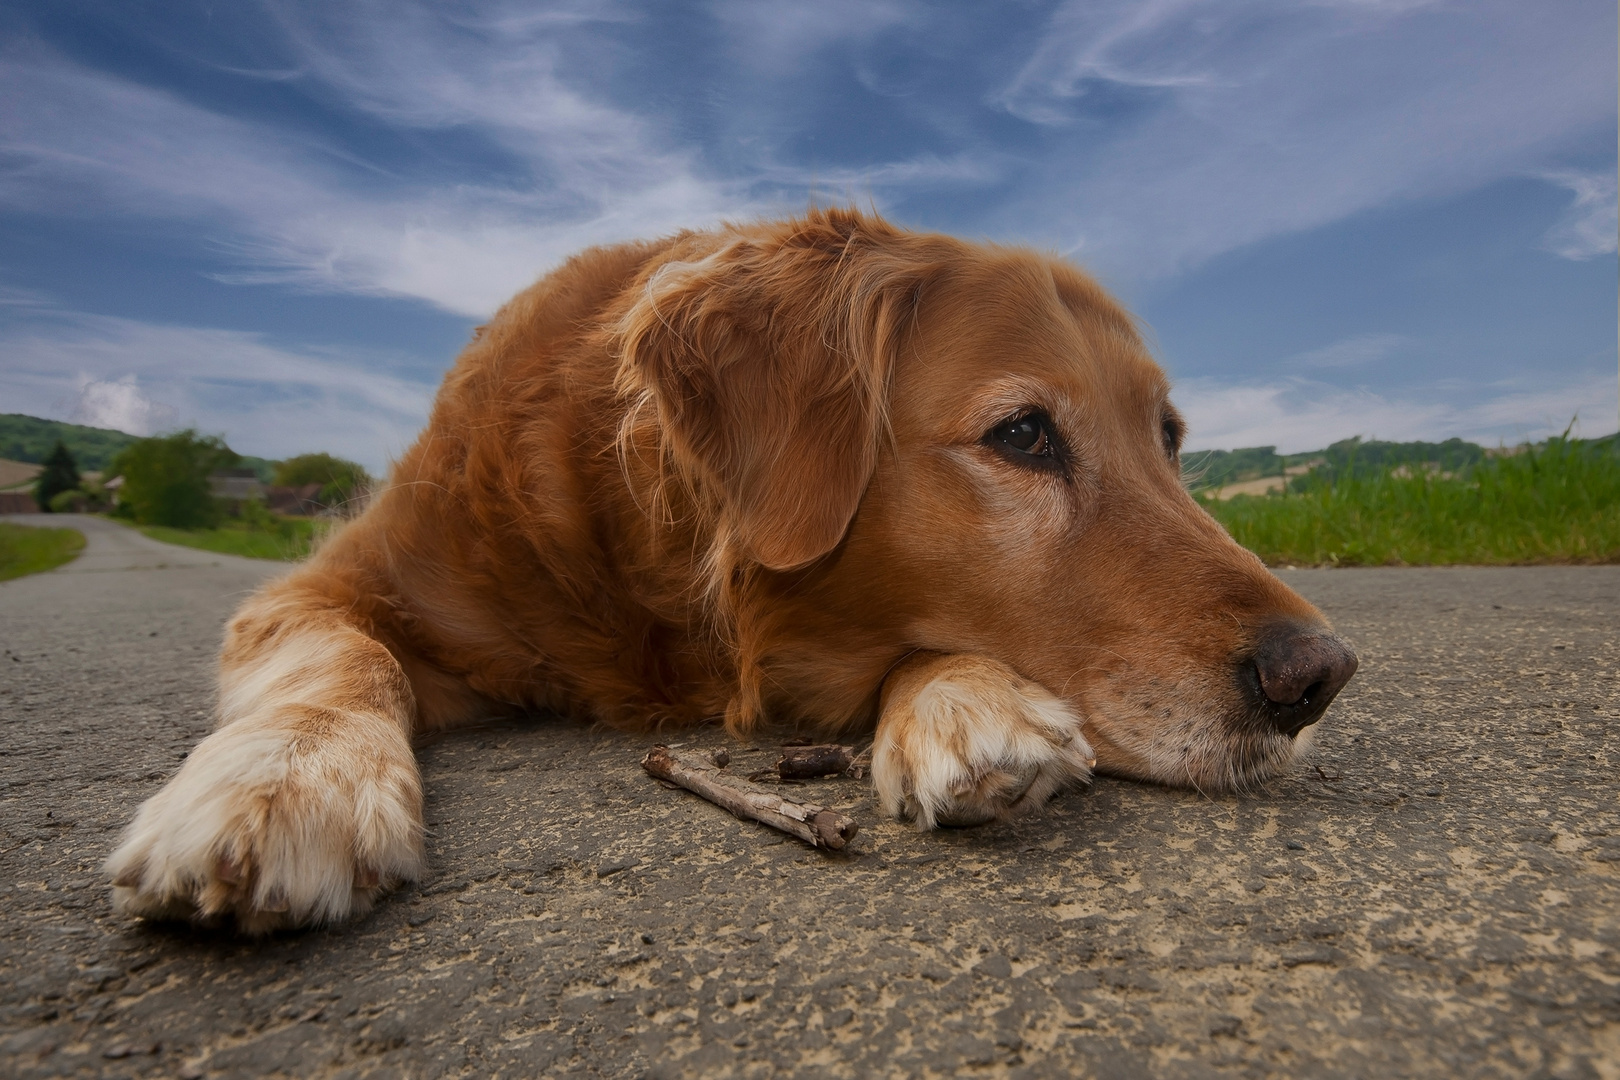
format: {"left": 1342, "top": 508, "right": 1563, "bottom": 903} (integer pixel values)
{"left": 138, "top": 515, "right": 327, "bottom": 561}
{"left": 272, "top": 452, "right": 373, "bottom": 511}
{"left": 109, "top": 430, "right": 239, "bottom": 528}
{"left": 1198, "top": 432, "right": 1620, "bottom": 566}
{"left": 7, "top": 418, "right": 368, "bottom": 563}
{"left": 108, "top": 438, "right": 356, "bottom": 561}
{"left": 0, "top": 522, "right": 86, "bottom": 581}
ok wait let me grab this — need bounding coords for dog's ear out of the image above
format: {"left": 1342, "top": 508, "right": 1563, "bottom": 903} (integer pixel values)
{"left": 615, "top": 211, "right": 923, "bottom": 571}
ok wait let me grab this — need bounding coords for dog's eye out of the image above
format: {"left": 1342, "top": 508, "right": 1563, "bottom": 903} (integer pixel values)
{"left": 1161, "top": 414, "right": 1184, "bottom": 460}
{"left": 989, "top": 412, "right": 1054, "bottom": 459}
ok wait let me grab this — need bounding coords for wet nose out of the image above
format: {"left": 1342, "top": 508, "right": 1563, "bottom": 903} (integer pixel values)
{"left": 1245, "top": 622, "right": 1359, "bottom": 737}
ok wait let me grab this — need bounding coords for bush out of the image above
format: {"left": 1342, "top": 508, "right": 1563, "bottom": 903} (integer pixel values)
{"left": 140, "top": 516, "right": 327, "bottom": 561}
{"left": 33, "top": 441, "right": 81, "bottom": 512}
{"left": 76, "top": 477, "right": 112, "bottom": 512}
{"left": 48, "top": 489, "right": 89, "bottom": 513}
{"left": 240, "top": 496, "right": 278, "bottom": 532}
{"left": 272, "top": 453, "right": 372, "bottom": 510}
{"left": 108, "top": 430, "right": 239, "bottom": 528}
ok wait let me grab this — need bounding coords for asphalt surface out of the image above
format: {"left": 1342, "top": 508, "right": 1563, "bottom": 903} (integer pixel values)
{"left": 1, "top": 514, "right": 1616, "bottom": 1079}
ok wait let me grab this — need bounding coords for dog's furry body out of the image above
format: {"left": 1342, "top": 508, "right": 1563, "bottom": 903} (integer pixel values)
{"left": 106, "top": 210, "right": 1356, "bottom": 931}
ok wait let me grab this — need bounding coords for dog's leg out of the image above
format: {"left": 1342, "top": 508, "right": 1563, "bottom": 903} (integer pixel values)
{"left": 104, "top": 584, "right": 424, "bottom": 933}
{"left": 871, "top": 653, "right": 1094, "bottom": 828}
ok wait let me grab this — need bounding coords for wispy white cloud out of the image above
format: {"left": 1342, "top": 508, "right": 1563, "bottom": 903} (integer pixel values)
{"left": 707, "top": 0, "right": 919, "bottom": 72}
{"left": 0, "top": 305, "right": 434, "bottom": 470}
{"left": 0, "top": 32, "right": 755, "bottom": 317}
{"left": 1291, "top": 333, "right": 1410, "bottom": 370}
{"left": 750, "top": 152, "right": 1004, "bottom": 193}
{"left": 1539, "top": 169, "right": 1619, "bottom": 260}
{"left": 993, "top": 0, "right": 1222, "bottom": 125}
{"left": 0, "top": 19, "right": 1017, "bottom": 318}
{"left": 1176, "top": 370, "right": 1618, "bottom": 453}
{"left": 0, "top": 285, "right": 54, "bottom": 309}
{"left": 992, "top": 0, "right": 1616, "bottom": 278}
{"left": 2, "top": 0, "right": 1610, "bottom": 313}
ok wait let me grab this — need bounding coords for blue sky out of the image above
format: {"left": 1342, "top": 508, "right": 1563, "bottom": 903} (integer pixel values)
{"left": 1, "top": 0, "right": 1615, "bottom": 470}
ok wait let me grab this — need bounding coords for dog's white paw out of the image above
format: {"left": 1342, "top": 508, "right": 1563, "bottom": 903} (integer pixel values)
{"left": 104, "top": 707, "right": 424, "bottom": 933}
{"left": 872, "top": 655, "right": 1093, "bottom": 828}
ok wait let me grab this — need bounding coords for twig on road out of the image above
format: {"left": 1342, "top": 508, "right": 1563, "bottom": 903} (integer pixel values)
{"left": 774, "top": 744, "right": 871, "bottom": 780}
{"left": 641, "top": 745, "right": 860, "bottom": 850}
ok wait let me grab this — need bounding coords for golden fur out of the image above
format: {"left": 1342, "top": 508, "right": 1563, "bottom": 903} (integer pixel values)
{"left": 106, "top": 209, "right": 1354, "bottom": 931}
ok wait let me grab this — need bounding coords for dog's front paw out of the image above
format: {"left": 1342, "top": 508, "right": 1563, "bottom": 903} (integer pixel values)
{"left": 872, "top": 655, "right": 1093, "bottom": 828}
{"left": 104, "top": 708, "right": 424, "bottom": 933}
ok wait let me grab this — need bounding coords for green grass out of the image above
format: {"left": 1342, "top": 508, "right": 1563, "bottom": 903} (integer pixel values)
{"left": 1201, "top": 436, "right": 1620, "bottom": 566}
{"left": 0, "top": 522, "right": 86, "bottom": 580}
{"left": 139, "top": 517, "right": 327, "bottom": 561}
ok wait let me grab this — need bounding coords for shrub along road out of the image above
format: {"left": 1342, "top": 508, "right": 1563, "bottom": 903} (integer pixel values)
{"left": 1, "top": 517, "right": 1616, "bottom": 1078}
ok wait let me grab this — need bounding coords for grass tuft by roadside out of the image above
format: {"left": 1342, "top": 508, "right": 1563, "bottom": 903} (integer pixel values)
{"left": 1201, "top": 435, "right": 1620, "bottom": 566}
{"left": 0, "top": 522, "right": 86, "bottom": 581}
{"left": 139, "top": 517, "right": 328, "bottom": 562}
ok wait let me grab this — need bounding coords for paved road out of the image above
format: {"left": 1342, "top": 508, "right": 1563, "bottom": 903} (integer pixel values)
{"left": 2, "top": 514, "right": 276, "bottom": 575}
{"left": 1, "top": 516, "right": 1616, "bottom": 1078}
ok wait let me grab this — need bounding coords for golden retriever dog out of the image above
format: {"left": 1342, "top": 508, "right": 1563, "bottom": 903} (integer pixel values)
{"left": 106, "top": 208, "right": 1357, "bottom": 932}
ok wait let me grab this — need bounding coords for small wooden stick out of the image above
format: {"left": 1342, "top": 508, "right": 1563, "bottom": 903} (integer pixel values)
{"left": 775, "top": 744, "right": 871, "bottom": 780}
{"left": 641, "top": 746, "right": 859, "bottom": 850}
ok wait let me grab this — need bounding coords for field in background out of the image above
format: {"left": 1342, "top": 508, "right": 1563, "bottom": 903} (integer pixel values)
{"left": 0, "top": 522, "right": 86, "bottom": 581}
{"left": 139, "top": 518, "right": 327, "bottom": 562}
{"left": 1201, "top": 434, "right": 1620, "bottom": 566}
{"left": 0, "top": 458, "right": 43, "bottom": 491}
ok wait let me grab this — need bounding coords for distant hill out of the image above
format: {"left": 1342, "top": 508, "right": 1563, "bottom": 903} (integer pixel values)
{"left": 0, "top": 414, "right": 276, "bottom": 479}
{"left": 1286, "top": 436, "right": 1487, "bottom": 488}
{"left": 0, "top": 414, "right": 139, "bottom": 472}
{"left": 1182, "top": 445, "right": 1290, "bottom": 489}
{"left": 1184, "top": 433, "right": 1614, "bottom": 493}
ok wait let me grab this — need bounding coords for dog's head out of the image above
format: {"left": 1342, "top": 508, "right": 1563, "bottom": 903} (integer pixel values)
{"left": 614, "top": 208, "right": 1357, "bottom": 790}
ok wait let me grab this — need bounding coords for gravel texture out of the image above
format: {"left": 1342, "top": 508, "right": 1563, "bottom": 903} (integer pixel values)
{"left": 1, "top": 515, "right": 1616, "bottom": 1078}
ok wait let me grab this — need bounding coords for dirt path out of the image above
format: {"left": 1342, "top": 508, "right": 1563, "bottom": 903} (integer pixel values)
{"left": 1, "top": 534, "right": 1615, "bottom": 1078}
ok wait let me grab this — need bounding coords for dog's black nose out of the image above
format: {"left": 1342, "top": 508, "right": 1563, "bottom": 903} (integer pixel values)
{"left": 1244, "top": 622, "right": 1359, "bottom": 737}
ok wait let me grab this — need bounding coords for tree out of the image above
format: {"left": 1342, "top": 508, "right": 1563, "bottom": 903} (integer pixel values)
{"left": 108, "top": 430, "right": 239, "bottom": 528}
{"left": 272, "top": 453, "right": 373, "bottom": 509}
{"left": 33, "top": 441, "right": 81, "bottom": 512}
